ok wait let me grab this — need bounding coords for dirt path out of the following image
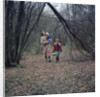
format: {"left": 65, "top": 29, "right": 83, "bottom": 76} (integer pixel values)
{"left": 5, "top": 51, "right": 95, "bottom": 96}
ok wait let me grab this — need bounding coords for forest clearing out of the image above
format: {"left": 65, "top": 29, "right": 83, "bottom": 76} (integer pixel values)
{"left": 5, "top": 49, "right": 95, "bottom": 96}
{"left": 5, "top": 1, "right": 95, "bottom": 96}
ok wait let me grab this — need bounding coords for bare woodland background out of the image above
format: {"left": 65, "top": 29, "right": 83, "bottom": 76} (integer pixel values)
{"left": 5, "top": 0, "right": 95, "bottom": 96}
{"left": 5, "top": 1, "right": 95, "bottom": 67}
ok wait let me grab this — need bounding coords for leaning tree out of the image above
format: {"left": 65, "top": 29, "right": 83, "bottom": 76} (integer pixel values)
{"left": 5, "top": 1, "right": 95, "bottom": 67}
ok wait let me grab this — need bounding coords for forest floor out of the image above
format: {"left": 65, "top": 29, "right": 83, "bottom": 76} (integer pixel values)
{"left": 5, "top": 49, "right": 95, "bottom": 96}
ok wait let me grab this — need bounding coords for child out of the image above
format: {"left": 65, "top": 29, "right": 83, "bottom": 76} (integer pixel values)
{"left": 45, "top": 32, "right": 52, "bottom": 43}
{"left": 53, "top": 38, "right": 62, "bottom": 62}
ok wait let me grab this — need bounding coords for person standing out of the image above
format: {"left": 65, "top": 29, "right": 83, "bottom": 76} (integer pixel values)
{"left": 40, "top": 31, "right": 52, "bottom": 62}
{"left": 53, "top": 38, "right": 62, "bottom": 62}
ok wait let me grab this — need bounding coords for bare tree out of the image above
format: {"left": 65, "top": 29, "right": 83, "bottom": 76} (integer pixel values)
{"left": 5, "top": 1, "right": 45, "bottom": 67}
{"left": 47, "top": 3, "right": 95, "bottom": 59}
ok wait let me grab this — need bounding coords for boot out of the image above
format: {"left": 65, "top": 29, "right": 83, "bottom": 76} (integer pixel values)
{"left": 45, "top": 56, "right": 47, "bottom": 62}
{"left": 48, "top": 56, "right": 51, "bottom": 62}
{"left": 56, "top": 57, "right": 59, "bottom": 62}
